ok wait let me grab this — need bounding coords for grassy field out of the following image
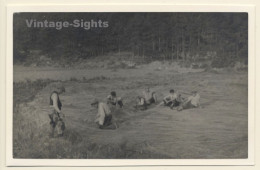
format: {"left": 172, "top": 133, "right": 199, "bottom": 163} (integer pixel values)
{"left": 13, "top": 61, "right": 248, "bottom": 159}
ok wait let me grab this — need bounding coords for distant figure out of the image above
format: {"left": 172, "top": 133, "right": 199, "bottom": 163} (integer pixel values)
{"left": 178, "top": 91, "right": 200, "bottom": 111}
{"left": 159, "top": 89, "right": 182, "bottom": 109}
{"left": 91, "top": 99, "right": 118, "bottom": 130}
{"left": 107, "top": 91, "right": 123, "bottom": 108}
{"left": 135, "top": 96, "right": 147, "bottom": 110}
{"left": 49, "top": 85, "right": 66, "bottom": 137}
{"left": 143, "top": 87, "right": 157, "bottom": 105}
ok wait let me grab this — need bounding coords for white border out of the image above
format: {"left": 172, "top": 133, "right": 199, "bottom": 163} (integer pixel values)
{"left": 5, "top": 3, "right": 255, "bottom": 167}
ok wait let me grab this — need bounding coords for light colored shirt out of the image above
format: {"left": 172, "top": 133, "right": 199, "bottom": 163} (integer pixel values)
{"left": 95, "top": 102, "right": 111, "bottom": 125}
{"left": 187, "top": 94, "right": 200, "bottom": 107}
{"left": 107, "top": 95, "right": 121, "bottom": 103}
{"left": 164, "top": 93, "right": 178, "bottom": 101}
{"left": 50, "top": 93, "right": 61, "bottom": 113}
{"left": 143, "top": 91, "right": 153, "bottom": 102}
{"left": 137, "top": 97, "right": 145, "bottom": 106}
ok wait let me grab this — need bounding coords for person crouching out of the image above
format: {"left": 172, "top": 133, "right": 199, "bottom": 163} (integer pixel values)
{"left": 91, "top": 99, "right": 118, "bottom": 130}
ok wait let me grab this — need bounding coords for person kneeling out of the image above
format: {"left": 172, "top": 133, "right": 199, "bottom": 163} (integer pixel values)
{"left": 107, "top": 91, "right": 123, "bottom": 108}
{"left": 91, "top": 99, "right": 118, "bottom": 130}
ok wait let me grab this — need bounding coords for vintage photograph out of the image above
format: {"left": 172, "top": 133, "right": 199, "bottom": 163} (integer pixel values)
{"left": 13, "top": 12, "right": 248, "bottom": 159}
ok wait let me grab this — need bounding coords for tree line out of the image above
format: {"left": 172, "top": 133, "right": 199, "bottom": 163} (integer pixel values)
{"left": 13, "top": 12, "right": 248, "bottom": 67}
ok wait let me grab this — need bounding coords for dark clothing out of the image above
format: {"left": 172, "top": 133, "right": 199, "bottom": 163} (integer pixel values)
{"left": 163, "top": 99, "right": 181, "bottom": 108}
{"left": 98, "top": 115, "right": 117, "bottom": 130}
{"left": 49, "top": 110, "right": 61, "bottom": 127}
{"left": 103, "top": 114, "right": 112, "bottom": 126}
{"left": 49, "top": 91, "right": 64, "bottom": 137}
{"left": 49, "top": 91, "right": 62, "bottom": 125}
{"left": 49, "top": 110, "right": 65, "bottom": 136}
{"left": 148, "top": 97, "right": 155, "bottom": 105}
{"left": 136, "top": 97, "right": 147, "bottom": 110}
{"left": 107, "top": 95, "right": 124, "bottom": 108}
{"left": 143, "top": 91, "right": 156, "bottom": 105}
{"left": 50, "top": 91, "right": 62, "bottom": 110}
{"left": 117, "top": 100, "right": 123, "bottom": 108}
{"left": 108, "top": 100, "right": 124, "bottom": 108}
{"left": 163, "top": 99, "right": 172, "bottom": 106}
{"left": 173, "top": 100, "right": 181, "bottom": 107}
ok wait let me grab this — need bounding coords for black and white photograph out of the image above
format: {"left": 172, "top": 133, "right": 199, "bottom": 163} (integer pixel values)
{"left": 11, "top": 11, "right": 249, "bottom": 160}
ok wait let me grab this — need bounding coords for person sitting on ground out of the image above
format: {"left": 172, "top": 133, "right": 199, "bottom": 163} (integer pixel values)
{"left": 49, "top": 85, "right": 66, "bottom": 137}
{"left": 158, "top": 89, "right": 183, "bottom": 109}
{"left": 107, "top": 91, "right": 123, "bottom": 108}
{"left": 143, "top": 87, "right": 157, "bottom": 105}
{"left": 91, "top": 99, "right": 118, "bottom": 130}
{"left": 158, "top": 89, "right": 177, "bottom": 107}
{"left": 175, "top": 94, "right": 185, "bottom": 108}
{"left": 135, "top": 96, "right": 147, "bottom": 110}
{"left": 177, "top": 91, "right": 200, "bottom": 111}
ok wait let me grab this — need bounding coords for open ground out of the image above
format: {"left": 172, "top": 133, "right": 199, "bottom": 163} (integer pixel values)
{"left": 13, "top": 61, "right": 248, "bottom": 159}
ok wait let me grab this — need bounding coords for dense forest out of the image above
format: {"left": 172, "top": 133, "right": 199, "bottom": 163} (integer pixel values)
{"left": 13, "top": 12, "right": 248, "bottom": 67}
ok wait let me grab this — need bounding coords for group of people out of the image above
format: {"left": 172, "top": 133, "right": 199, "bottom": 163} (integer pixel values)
{"left": 159, "top": 89, "right": 201, "bottom": 111}
{"left": 48, "top": 85, "right": 201, "bottom": 136}
{"left": 136, "top": 87, "right": 200, "bottom": 111}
